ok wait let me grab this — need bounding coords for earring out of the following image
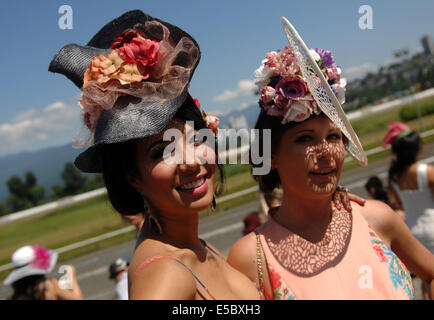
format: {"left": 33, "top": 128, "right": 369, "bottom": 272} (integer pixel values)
{"left": 149, "top": 215, "right": 163, "bottom": 235}
{"left": 210, "top": 194, "right": 216, "bottom": 213}
{"left": 142, "top": 196, "right": 163, "bottom": 235}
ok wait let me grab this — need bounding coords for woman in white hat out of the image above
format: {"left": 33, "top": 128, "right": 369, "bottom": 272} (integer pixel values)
{"left": 4, "top": 245, "right": 82, "bottom": 300}
{"left": 228, "top": 18, "right": 434, "bottom": 300}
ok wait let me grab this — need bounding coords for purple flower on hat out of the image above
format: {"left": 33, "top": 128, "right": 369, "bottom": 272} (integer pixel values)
{"left": 315, "top": 48, "right": 336, "bottom": 68}
{"left": 275, "top": 77, "right": 307, "bottom": 99}
{"left": 31, "top": 245, "right": 51, "bottom": 270}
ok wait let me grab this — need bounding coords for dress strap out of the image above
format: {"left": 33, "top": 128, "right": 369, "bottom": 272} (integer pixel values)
{"left": 134, "top": 255, "right": 216, "bottom": 300}
{"left": 417, "top": 163, "right": 429, "bottom": 190}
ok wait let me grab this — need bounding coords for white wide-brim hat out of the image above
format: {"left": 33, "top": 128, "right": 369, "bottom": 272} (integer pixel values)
{"left": 3, "top": 245, "right": 58, "bottom": 286}
{"left": 281, "top": 17, "right": 367, "bottom": 166}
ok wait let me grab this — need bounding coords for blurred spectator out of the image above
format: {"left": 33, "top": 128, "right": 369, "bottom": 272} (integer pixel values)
{"left": 365, "top": 176, "right": 389, "bottom": 203}
{"left": 109, "top": 256, "right": 129, "bottom": 300}
{"left": 384, "top": 121, "right": 434, "bottom": 299}
{"left": 242, "top": 211, "right": 264, "bottom": 236}
{"left": 4, "top": 245, "right": 82, "bottom": 300}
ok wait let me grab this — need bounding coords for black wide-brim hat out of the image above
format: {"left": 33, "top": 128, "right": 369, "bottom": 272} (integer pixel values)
{"left": 49, "top": 10, "right": 203, "bottom": 173}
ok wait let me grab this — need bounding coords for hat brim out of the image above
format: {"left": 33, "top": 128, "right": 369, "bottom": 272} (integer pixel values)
{"left": 281, "top": 17, "right": 367, "bottom": 167}
{"left": 3, "top": 252, "right": 58, "bottom": 286}
{"left": 75, "top": 91, "right": 204, "bottom": 173}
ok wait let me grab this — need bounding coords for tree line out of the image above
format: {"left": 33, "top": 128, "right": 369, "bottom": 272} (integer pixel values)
{"left": 0, "top": 162, "right": 104, "bottom": 216}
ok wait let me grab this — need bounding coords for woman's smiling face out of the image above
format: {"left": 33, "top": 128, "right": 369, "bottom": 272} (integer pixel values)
{"left": 271, "top": 114, "right": 346, "bottom": 198}
{"left": 130, "top": 118, "right": 216, "bottom": 216}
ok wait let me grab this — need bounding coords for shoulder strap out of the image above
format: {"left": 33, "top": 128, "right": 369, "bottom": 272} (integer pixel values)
{"left": 417, "top": 163, "right": 428, "bottom": 190}
{"left": 134, "top": 255, "right": 216, "bottom": 300}
{"left": 255, "top": 233, "right": 273, "bottom": 300}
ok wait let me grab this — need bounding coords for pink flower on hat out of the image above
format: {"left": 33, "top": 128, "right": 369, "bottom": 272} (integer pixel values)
{"left": 204, "top": 113, "right": 220, "bottom": 134}
{"left": 383, "top": 121, "right": 410, "bottom": 147}
{"left": 119, "top": 38, "right": 159, "bottom": 72}
{"left": 260, "top": 86, "right": 276, "bottom": 106}
{"left": 31, "top": 245, "right": 51, "bottom": 270}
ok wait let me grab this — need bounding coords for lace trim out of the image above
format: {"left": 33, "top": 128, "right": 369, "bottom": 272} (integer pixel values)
{"left": 265, "top": 208, "right": 352, "bottom": 277}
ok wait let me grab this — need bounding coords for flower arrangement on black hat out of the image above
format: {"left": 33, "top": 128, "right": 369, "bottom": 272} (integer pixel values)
{"left": 79, "top": 21, "right": 198, "bottom": 134}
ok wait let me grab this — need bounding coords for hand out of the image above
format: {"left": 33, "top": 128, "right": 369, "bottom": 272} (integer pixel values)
{"left": 333, "top": 186, "right": 366, "bottom": 212}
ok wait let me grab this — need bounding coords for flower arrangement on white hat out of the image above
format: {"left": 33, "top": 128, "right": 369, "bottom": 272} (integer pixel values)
{"left": 254, "top": 46, "right": 346, "bottom": 124}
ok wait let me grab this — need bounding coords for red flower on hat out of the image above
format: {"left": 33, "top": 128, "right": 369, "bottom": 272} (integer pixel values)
{"left": 111, "top": 29, "right": 147, "bottom": 49}
{"left": 119, "top": 38, "right": 159, "bottom": 71}
{"left": 31, "top": 245, "right": 51, "bottom": 270}
{"left": 193, "top": 98, "right": 201, "bottom": 109}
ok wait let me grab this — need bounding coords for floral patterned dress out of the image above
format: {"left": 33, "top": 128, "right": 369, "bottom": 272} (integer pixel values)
{"left": 257, "top": 209, "right": 414, "bottom": 300}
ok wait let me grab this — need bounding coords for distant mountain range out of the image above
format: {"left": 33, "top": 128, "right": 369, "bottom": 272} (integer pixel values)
{"left": 0, "top": 104, "right": 261, "bottom": 202}
{"left": 0, "top": 144, "right": 84, "bottom": 201}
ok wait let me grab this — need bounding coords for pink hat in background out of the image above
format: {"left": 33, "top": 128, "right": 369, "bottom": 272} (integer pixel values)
{"left": 383, "top": 121, "right": 411, "bottom": 148}
{"left": 3, "top": 245, "right": 58, "bottom": 285}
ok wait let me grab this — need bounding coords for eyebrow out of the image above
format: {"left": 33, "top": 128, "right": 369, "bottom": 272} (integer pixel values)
{"left": 295, "top": 128, "right": 340, "bottom": 134}
{"left": 146, "top": 139, "right": 169, "bottom": 153}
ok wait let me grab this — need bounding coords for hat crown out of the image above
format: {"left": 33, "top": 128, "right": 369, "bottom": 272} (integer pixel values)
{"left": 12, "top": 246, "right": 35, "bottom": 267}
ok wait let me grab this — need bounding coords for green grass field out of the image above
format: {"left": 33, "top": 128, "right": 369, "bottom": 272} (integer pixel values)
{"left": 1, "top": 95, "right": 434, "bottom": 281}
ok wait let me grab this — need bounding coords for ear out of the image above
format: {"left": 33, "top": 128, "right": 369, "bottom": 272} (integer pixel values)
{"left": 127, "top": 174, "right": 144, "bottom": 195}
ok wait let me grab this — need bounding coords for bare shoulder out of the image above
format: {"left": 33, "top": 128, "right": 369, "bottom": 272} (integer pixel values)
{"left": 227, "top": 232, "right": 258, "bottom": 282}
{"left": 351, "top": 199, "right": 401, "bottom": 245}
{"left": 129, "top": 252, "right": 197, "bottom": 300}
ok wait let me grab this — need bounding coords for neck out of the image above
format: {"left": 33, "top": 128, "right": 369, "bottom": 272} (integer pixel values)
{"left": 143, "top": 209, "right": 203, "bottom": 251}
{"left": 274, "top": 191, "right": 333, "bottom": 241}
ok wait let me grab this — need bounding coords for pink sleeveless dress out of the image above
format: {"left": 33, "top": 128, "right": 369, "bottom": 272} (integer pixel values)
{"left": 257, "top": 210, "right": 414, "bottom": 300}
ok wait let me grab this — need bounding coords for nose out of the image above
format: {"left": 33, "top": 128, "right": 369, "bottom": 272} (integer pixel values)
{"left": 316, "top": 138, "right": 332, "bottom": 158}
{"left": 177, "top": 139, "right": 201, "bottom": 172}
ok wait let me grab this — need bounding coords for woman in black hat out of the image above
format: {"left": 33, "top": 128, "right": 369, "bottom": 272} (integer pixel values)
{"left": 49, "top": 10, "right": 265, "bottom": 300}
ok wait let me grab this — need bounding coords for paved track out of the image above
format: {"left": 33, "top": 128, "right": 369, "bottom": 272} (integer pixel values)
{"left": 1, "top": 142, "right": 433, "bottom": 300}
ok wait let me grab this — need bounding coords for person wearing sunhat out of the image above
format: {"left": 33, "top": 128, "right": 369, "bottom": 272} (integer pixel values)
{"left": 109, "top": 257, "right": 130, "bottom": 300}
{"left": 4, "top": 245, "right": 82, "bottom": 300}
{"left": 49, "top": 10, "right": 264, "bottom": 300}
{"left": 228, "top": 17, "right": 434, "bottom": 300}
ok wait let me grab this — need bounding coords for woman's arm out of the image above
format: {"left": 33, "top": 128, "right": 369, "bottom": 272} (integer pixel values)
{"left": 362, "top": 200, "right": 434, "bottom": 299}
{"left": 227, "top": 232, "right": 273, "bottom": 299}
{"left": 427, "top": 164, "right": 434, "bottom": 194}
{"left": 47, "top": 265, "right": 83, "bottom": 300}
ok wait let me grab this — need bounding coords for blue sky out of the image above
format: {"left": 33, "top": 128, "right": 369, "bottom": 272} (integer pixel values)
{"left": 1, "top": 0, "right": 434, "bottom": 157}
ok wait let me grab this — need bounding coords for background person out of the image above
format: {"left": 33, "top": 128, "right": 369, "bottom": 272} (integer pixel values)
{"left": 384, "top": 121, "right": 434, "bottom": 299}
{"left": 365, "top": 176, "right": 388, "bottom": 203}
{"left": 4, "top": 245, "right": 83, "bottom": 300}
{"left": 109, "top": 257, "right": 129, "bottom": 300}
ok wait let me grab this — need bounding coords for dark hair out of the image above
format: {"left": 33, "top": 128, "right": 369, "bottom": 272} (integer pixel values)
{"left": 388, "top": 131, "right": 421, "bottom": 183}
{"left": 365, "top": 176, "right": 388, "bottom": 203}
{"left": 10, "top": 275, "right": 46, "bottom": 300}
{"left": 102, "top": 98, "right": 225, "bottom": 216}
{"left": 251, "top": 110, "right": 293, "bottom": 193}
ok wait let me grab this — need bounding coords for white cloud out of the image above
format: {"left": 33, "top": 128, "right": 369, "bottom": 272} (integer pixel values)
{"left": 238, "top": 103, "right": 251, "bottom": 111}
{"left": 0, "top": 101, "right": 80, "bottom": 151}
{"left": 343, "top": 63, "right": 378, "bottom": 80}
{"left": 212, "top": 79, "right": 256, "bottom": 103}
